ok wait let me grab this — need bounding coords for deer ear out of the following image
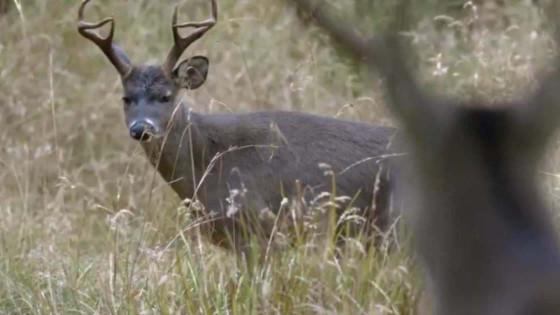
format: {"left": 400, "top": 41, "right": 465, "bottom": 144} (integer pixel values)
{"left": 172, "top": 56, "right": 209, "bottom": 90}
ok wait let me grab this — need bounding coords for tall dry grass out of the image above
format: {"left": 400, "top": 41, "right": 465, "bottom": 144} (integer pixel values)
{"left": 0, "top": 0, "right": 557, "bottom": 314}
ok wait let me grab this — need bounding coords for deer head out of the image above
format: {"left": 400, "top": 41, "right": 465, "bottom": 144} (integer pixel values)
{"left": 77, "top": 0, "right": 217, "bottom": 142}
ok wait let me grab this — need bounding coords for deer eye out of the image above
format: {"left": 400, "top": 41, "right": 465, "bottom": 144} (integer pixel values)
{"left": 159, "top": 94, "right": 171, "bottom": 103}
{"left": 122, "top": 96, "right": 132, "bottom": 105}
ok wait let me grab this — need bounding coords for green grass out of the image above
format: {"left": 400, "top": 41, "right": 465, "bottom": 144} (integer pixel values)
{"left": 0, "top": 0, "right": 558, "bottom": 314}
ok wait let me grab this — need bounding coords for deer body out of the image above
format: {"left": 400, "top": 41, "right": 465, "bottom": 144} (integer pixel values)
{"left": 290, "top": 0, "right": 560, "bottom": 313}
{"left": 403, "top": 106, "right": 560, "bottom": 315}
{"left": 144, "top": 105, "right": 395, "bottom": 208}
{"left": 78, "top": 0, "right": 397, "bottom": 254}
{"left": 140, "top": 97, "right": 396, "bottom": 248}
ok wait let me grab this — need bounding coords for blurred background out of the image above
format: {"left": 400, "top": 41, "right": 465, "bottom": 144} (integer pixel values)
{"left": 0, "top": 0, "right": 558, "bottom": 313}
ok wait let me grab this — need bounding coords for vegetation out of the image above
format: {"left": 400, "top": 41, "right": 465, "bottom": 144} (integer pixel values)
{"left": 0, "top": 0, "right": 557, "bottom": 313}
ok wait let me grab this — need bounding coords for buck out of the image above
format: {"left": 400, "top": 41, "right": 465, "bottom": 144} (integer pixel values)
{"left": 77, "top": 0, "right": 399, "bottom": 258}
{"left": 290, "top": 0, "right": 560, "bottom": 314}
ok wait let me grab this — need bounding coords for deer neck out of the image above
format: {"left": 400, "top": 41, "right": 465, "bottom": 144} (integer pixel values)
{"left": 140, "top": 104, "right": 208, "bottom": 201}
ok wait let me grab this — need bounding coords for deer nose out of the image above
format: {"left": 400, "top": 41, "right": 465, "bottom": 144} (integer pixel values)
{"left": 129, "top": 121, "right": 155, "bottom": 142}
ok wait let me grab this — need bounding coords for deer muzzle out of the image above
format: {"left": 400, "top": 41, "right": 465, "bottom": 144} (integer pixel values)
{"left": 129, "top": 120, "right": 157, "bottom": 142}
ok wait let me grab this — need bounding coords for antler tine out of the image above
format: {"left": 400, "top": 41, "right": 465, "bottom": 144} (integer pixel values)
{"left": 289, "top": 0, "right": 439, "bottom": 137}
{"left": 77, "top": 0, "right": 131, "bottom": 76}
{"left": 164, "top": 0, "right": 218, "bottom": 75}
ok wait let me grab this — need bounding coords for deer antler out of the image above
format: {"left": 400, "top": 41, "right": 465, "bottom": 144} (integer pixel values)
{"left": 77, "top": 0, "right": 131, "bottom": 77}
{"left": 289, "top": 0, "right": 440, "bottom": 138}
{"left": 163, "top": 0, "right": 218, "bottom": 75}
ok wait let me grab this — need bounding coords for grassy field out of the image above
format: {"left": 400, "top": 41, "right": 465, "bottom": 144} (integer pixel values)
{"left": 0, "top": 0, "right": 558, "bottom": 314}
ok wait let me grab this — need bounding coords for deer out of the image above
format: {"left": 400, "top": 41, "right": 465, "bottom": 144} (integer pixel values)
{"left": 77, "top": 0, "right": 400, "bottom": 261}
{"left": 289, "top": 0, "right": 560, "bottom": 314}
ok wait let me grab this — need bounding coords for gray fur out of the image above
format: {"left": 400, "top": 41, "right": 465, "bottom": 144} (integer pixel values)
{"left": 76, "top": 0, "right": 403, "bottom": 260}
{"left": 287, "top": 0, "right": 560, "bottom": 313}
{"left": 119, "top": 64, "right": 398, "bottom": 254}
